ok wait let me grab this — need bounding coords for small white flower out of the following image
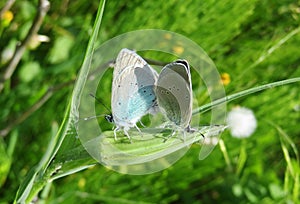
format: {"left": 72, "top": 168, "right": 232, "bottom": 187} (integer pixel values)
{"left": 227, "top": 106, "right": 257, "bottom": 138}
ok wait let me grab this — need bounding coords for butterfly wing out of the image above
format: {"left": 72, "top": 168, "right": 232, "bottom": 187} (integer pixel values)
{"left": 112, "top": 49, "right": 158, "bottom": 128}
{"left": 114, "top": 48, "right": 149, "bottom": 76}
{"left": 155, "top": 60, "right": 192, "bottom": 129}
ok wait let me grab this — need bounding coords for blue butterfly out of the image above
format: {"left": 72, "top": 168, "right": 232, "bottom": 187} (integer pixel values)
{"left": 109, "top": 48, "right": 158, "bottom": 140}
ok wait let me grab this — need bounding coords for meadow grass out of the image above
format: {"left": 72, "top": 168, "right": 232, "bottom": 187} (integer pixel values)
{"left": 0, "top": 0, "right": 299, "bottom": 203}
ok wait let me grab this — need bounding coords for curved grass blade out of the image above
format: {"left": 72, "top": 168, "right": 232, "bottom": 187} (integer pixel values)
{"left": 14, "top": 1, "right": 106, "bottom": 203}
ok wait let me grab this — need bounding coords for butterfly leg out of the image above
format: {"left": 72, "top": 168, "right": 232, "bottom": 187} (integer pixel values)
{"left": 163, "top": 129, "right": 176, "bottom": 142}
{"left": 139, "top": 120, "right": 146, "bottom": 127}
{"left": 123, "top": 128, "right": 132, "bottom": 143}
{"left": 134, "top": 124, "right": 143, "bottom": 137}
{"left": 182, "top": 130, "right": 186, "bottom": 143}
{"left": 113, "top": 127, "right": 119, "bottom": 140}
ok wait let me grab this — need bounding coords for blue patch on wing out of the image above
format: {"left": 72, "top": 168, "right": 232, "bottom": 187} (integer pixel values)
{"left": 126, "top": 85, "right": 156, "bottom": 121}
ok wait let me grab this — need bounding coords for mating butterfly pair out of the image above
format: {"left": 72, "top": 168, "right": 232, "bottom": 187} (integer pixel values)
{"left": 108, "top": 48, "right": 193, "bottom": 140}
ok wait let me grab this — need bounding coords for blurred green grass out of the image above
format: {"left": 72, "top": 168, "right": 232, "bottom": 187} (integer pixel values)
{"left": 0, "top": 0, "right": 299, "bottom": 203}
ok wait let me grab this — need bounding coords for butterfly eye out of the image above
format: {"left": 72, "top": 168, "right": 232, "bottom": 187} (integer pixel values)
{"left": 105, "top": 114, "right": 114, "bottom": 123}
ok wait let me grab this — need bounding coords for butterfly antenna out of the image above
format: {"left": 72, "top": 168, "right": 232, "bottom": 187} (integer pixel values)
{"left": 89, "top": 93, "right": 111, "bottom": 113}
{"left": 89, "top": 93, "right": 114, "bottom": 123}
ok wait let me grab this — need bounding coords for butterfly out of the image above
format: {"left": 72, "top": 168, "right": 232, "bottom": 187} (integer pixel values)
{"left": 109, "top": 48, "right": 159, "bottom": 140}
{"left": 155, "top": 59, "right": 193, "bottom": 138}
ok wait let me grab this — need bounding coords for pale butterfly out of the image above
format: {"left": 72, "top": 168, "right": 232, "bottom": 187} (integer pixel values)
{"left": 155, "top": 59, "right": 193, "bottom": 138}
{"left": 110, "top": 48, "right": 159, "bottom": 140}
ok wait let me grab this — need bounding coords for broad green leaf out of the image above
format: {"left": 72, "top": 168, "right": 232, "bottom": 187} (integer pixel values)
{"left": 81, "top": 126, "right": 226, "bottom": 175}
{"left": 18, "top": 61, "right": 41, "bottom": 82}
{"left": 48, "top": 35, "right": 74, "bottom": 64}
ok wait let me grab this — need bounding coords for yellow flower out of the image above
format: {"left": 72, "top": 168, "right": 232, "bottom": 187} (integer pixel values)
{"left": 164, "top": 33, "right": 172, "bottom": 40}
{"left": 221, "top": 73, "right": 231, "bottom": 85}
{"left": 1, "top": 10, "right": 14, "bottom": 27}
{"left": 78, "top": 178, "right": 86, "bottom": 189}
{"left": 172, "top": 45, "right": 184, "bottom": 55}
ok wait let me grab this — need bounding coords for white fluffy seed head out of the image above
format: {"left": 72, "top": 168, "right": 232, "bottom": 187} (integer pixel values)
{"left": 227, "top": 106, "right": 257, "bottom": 138}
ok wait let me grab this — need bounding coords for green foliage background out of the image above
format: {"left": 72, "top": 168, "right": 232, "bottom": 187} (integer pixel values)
{"left": 0, "top": 0, "right": 299, "bottom": 203}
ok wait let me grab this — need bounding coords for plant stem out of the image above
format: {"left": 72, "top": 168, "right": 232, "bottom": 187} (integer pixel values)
{"left": 193, "top": 77, "right": 300, "bottom": 115}
{"left": 0, "top": 81, "right": 73, "bottom": 137}
{"left": 0, "top": 0, "right": 50, "bottom": 93}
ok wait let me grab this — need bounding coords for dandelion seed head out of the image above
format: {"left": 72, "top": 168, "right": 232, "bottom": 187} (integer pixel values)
{"left": 227, "top": 106, "right": 257, "bottom": 138}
